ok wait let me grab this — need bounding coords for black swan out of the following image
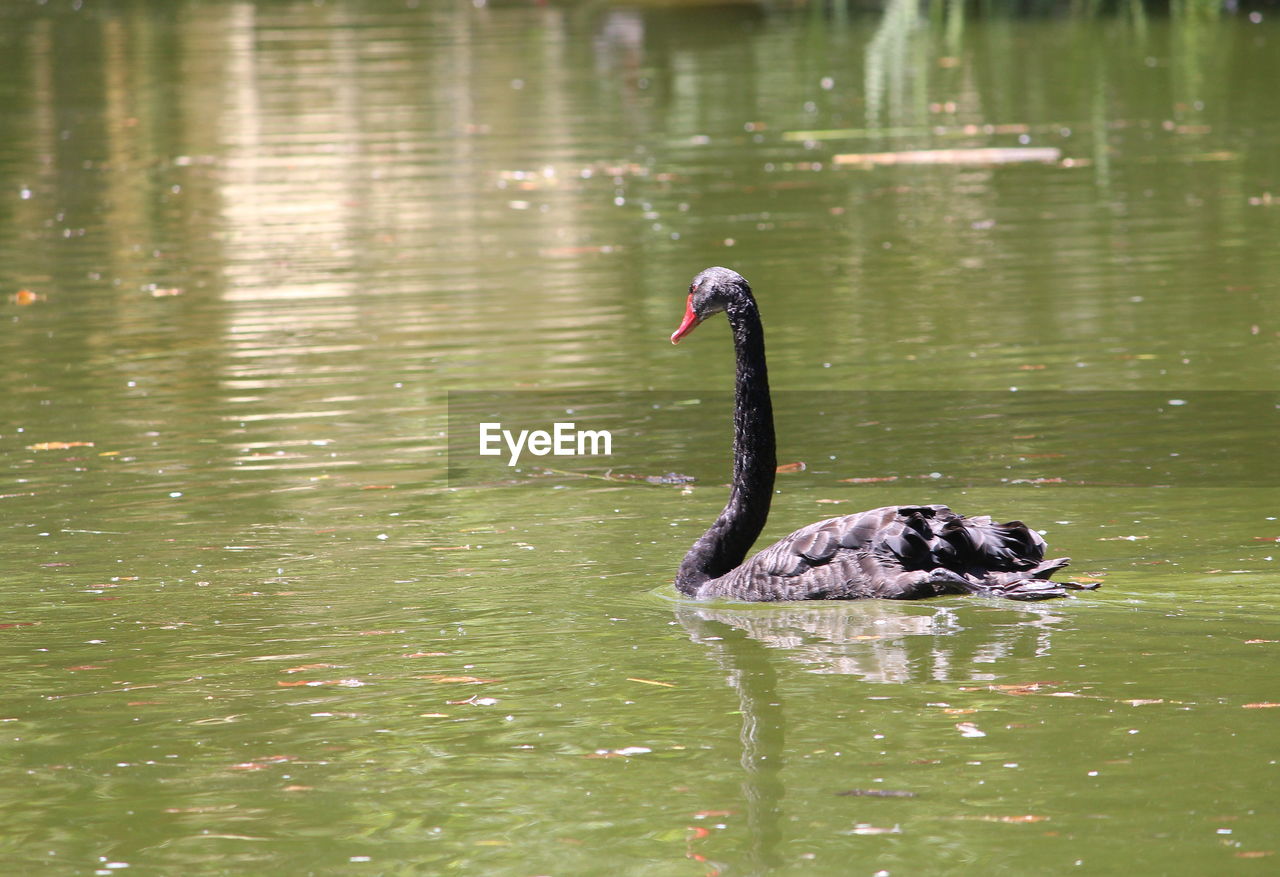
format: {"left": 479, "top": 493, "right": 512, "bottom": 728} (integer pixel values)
{"left": 670, "top": 266, "right": 1097, "bottom": 602}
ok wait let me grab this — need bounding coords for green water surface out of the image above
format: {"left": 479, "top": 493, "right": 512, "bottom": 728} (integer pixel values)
{"left": 1, "top": 2, "right": 1278, "bottom": 874}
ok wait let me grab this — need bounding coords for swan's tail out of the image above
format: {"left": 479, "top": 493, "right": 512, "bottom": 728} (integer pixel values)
{"left": 967, "top": 557, "right": 1100, "bottom": 601}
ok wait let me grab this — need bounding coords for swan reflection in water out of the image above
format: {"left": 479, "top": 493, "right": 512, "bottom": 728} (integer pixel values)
{"left": 672, "top": 599, "right": 1069, "bottom": 874}
{"left": 677, "top": 599, "right": 1067, "bottom": 684}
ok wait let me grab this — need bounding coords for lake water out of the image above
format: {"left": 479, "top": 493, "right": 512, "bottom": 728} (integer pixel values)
{"left": 2, "top": 1, "right": 1278, "bottom": 874}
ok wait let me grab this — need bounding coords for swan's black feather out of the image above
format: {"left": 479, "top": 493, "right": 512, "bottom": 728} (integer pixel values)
{"left": 690, "top": 504, "right": 1091, "bottom": 601}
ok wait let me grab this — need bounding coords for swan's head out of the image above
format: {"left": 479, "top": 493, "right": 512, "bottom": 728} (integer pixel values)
{"left": 671, "top": 266, "right": 753, "bottom": 344}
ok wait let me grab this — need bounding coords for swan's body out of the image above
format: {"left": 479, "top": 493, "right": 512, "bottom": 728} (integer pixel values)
{"left": 670, "top": 266, "right": 1095, "bottom": 602}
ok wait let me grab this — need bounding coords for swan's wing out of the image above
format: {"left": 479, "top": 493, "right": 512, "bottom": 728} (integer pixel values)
{"left": 751, "top": 506, "right": 900, "bottom": 576}
{"left": 895, "top": 505, "right": 1047, "bottom": 572}
{"left": 751, "top": 505, "right": 957, "bottom": 576}
{"left": 737, "top": 506, "right": 926, "bottom": 599}
{"left": 726, "top": 505, "right": 1084, "bottom": 602}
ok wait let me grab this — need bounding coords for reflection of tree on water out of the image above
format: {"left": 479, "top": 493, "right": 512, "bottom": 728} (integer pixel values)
{"left": 673, "top": 600, "right": 1067, "bottom": 872}
{"left": 864, "top": 0, "right": 926, "bottom": 130}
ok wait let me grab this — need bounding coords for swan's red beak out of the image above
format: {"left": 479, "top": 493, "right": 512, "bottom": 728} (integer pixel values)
{"left": 671, "top": 295, "right": 703, "bottom": 344}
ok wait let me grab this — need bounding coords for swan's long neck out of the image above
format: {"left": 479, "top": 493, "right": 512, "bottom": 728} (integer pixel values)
{"left": 676, "top": 298, "right": 776, "bottom": 595}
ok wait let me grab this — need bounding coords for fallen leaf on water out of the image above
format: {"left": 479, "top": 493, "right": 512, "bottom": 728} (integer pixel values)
{"left": 229, "top": 755, "right": 296, "bottom": 771}
{"left": 276, "top": 679, "right": 365, "bottom": 688}
{"left": 416, "top": 674, "right": 496, "bottom": 684}
{"left": 430, "top": 545, "right": 472, "bottom": 551}
{"left": 282, "top": 785, "right": 313, "bottom": 792}
{"left": 1243, "top": 702, "right": 1280, "bottom": 709}
{"left": 1235, "top": 851, "right": 1275, "bottom": 859}
{"left": 360, "top": 484, "right": 396, "bottom": 490}
{"left": 283, "top": 664, "right": 338, "bottom": 674}
{"left": 970, "top": 681, "right": 1060, "bottom": 695}
{"left": 402, "top": 651, "right": 451, "bottom": 658}
{"left": 27, "top": 441, "right": 95, "bottom": 451}
{"left": 445, "top": 695, "right": 498, "bottom": 706}
{"left": 955, "top": 722, "right": 986, "bottom": 738}
{"left": 776, "top": 461, "right": 807, "bottom": 473}
{"left": 1245, "top": 639, "right": 1278, "bottom": 644}
{"left": 12, "top": 289, "right": 41, "bottom": 305}
{"left": 1017, "top": 364, "right": 1047, "bottom": 371}
{"left": 836, "top": 789, "right": 917, "bottom": 798}
{"left": 191, "top": 714, "right": 245, "bottom": 726}
{"left": 627, "top": 677, "right": 676, "bottom": 688}
{"left": 66, "top": 665, "right": 106, "bottom": 671}
{"left": 943, "top": 708, "right": 978, "bottom": 715}
{"left": 0, "top": 622, "right": 40, "bottom": 629}
{"left": 954, "top": 814, "right": 1049, "bottom": 823}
